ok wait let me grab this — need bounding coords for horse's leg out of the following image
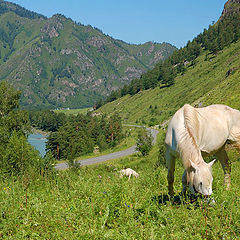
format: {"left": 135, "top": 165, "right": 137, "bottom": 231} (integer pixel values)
{"left": 166, "top": 145, "right": 176, "bottom": 196}
{"left": 181, "top": 170, "right": 187, "bottom": 195}
{"left": 215, "top": 148, "right": 231, "bottom": 190}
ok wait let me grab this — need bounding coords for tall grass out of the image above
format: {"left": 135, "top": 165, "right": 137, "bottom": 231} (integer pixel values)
{"left": 1, "top": 131, "right": 240, "bottom": 239}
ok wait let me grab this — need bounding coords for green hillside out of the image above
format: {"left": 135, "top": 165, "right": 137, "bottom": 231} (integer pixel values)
{"left": 97, "top": 38, "right": 240, "bottom": 125}
{"left": 0, "top": 1, "right": 176, "bottom": 109}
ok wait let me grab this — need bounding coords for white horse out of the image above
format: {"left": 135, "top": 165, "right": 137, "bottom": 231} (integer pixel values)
{"left": 165, "top": 104, "right": 240, "bottom": 196}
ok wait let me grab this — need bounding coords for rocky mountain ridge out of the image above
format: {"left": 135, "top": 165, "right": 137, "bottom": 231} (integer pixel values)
{"left": 219, "top": 0, "right": 240, "bottom": 20}
{"left": 0, "top": 1, "right": 176, "bottom": 109}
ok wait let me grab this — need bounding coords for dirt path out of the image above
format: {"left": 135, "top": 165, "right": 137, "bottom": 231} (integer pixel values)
{"left": 54, "top": 126, "right": 159, "bottom": 170}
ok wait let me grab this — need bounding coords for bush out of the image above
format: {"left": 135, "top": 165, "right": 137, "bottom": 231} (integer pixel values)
{"left": 136, "top": 128, "right": 153, "bottom": 156}
{"left": 155, "top": 129, "right": 167, "bottom": 168}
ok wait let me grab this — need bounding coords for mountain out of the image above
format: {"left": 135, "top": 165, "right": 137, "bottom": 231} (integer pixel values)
{"left": 219, "top": 0, "right": 240, "bottom": 20}
{"left": 98, "top": 0, "right": 240, "bottom": 108}
{"left": 0, "top": 1, "right": 176, "bottom": 109}
{"left": 98, "top": 39, "right": 240, "bottom": 125}
{"left": 97, "top": 1, "right": 240, "bottom": 125}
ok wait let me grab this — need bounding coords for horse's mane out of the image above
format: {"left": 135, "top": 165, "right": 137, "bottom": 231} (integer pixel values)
{"left": 178, "top": 104, "right": 203, "bottom": 169}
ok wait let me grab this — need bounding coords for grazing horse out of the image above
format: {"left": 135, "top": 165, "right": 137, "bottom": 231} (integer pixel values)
{"left": 165, "top": 104, "right": 240, "bottom": 196}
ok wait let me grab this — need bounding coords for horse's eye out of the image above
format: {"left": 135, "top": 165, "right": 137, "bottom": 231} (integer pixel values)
{"left": 200, "top": 182, "right": 203, "bottom": 186}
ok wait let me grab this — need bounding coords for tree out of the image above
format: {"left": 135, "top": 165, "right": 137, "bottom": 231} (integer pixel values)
{"left": 136, "top": 128, "right": 153, "bottom": 156}
{"left": 0, "top": 81, "right": 52, "bottom": 176}
{"left": 2, "top": 131, "right": 39, "bottom": 175}
{"left": 0, "top": 81, "right": 21, "bottom": 118}
{"left": 107, "top": 113, "right": 123, "bottom": 147}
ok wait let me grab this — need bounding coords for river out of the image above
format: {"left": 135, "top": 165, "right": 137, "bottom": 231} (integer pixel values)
{"left": 28, "top": 133, "right": 47, "bottom": 157}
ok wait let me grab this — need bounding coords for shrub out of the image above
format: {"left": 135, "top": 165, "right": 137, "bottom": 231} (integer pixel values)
{"left": 136, "top": 128, "right": 153, "bottom": 156}
{"left": 155, "top": 129, "right": 167, "bottom": 168}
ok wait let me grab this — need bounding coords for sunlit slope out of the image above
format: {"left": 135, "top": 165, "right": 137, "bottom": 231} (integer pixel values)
{"left": 98, "top": 40, "right": 240, "bottom": 125}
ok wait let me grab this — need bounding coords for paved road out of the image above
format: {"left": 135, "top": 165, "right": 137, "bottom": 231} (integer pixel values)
{"left": 55, "top": 126, "right": 159, "bottom": 170}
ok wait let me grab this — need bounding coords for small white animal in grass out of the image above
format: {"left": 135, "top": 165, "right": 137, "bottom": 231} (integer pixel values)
{"left": 119, "top": 168, "right": 139, "bottom": 179}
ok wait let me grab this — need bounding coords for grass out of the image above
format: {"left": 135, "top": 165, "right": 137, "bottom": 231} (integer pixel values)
{"left": 2, "top": 15, "right": 240, "bottom": 240}
{"left": 1, "top": 131, "right": 240, "bottom": 239}
{"left": 54, "top": 107, "right": 91, "bottom": 116}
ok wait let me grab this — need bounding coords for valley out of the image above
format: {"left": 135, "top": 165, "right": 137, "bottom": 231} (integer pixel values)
{"left": 1, "top": 1, "right": 240, "bottom": 239}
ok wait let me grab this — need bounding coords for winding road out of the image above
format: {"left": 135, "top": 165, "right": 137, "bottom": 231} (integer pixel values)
{"left": 54, "top": 126, "right": 159, "bottom": 170}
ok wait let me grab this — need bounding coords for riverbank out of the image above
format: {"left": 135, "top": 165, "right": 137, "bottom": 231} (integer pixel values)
{"left": 31, "top": 127, "right": 49, "bottom": 137}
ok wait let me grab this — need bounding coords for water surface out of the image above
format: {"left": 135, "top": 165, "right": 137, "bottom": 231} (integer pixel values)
{"left": 28, "top": 133, "right": 47, "bottom": 157}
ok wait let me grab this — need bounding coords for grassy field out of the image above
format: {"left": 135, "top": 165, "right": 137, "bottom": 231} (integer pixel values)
{"left": 2, "top": 23, "right": 240, "bottom": 240}
{"left": 54, "top": 108, "right": 91, "bottom": 116}
{"left": 97, "top": 40, "right": 240, "bottom": 126}
{"left": 1, "top": 130, "right": 240, "bottom": 239}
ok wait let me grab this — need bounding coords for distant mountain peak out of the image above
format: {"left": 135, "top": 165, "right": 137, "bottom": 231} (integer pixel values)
{"left": 0, "top": 1, "right": 176, "bottom": 109}
{"left": 0, "top": 0, "right": 46, "bottom": 19}
{"left": 219, "top": 0, "right": 240, "bottom": 21}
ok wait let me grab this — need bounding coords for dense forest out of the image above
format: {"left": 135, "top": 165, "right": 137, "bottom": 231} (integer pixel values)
{"left": 29, "top": 110, "right": 67, "bottom": 132}
{"left": 29, "top": 110, "right": 124, "bottom": 160}
{"left": 96, "top": 13, "right": 240, "bottom": 108}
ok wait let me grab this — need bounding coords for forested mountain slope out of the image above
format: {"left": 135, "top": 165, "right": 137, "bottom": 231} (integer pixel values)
{"left": 0, "top": 1, "right": 176, "bottom": 109}
{"left": 98, "top": 37, "right": 240, "bottom": 125}
{"left": 97, "top": 2, "right": 240, "bottom": 125}
{"left": 98, "top": 7, "right": 240, "bottom": 108}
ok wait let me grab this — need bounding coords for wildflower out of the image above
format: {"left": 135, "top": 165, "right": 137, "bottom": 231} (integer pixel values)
{"left": 124, "top": 203, "right": 130, "bottom": 208}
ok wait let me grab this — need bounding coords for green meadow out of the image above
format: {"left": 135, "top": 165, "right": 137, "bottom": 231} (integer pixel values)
{"left": 54, "top": 108, "right": 91, "bottom": 116}
{"left": 2, "top": 10, "right": 240, "bottom": 240}
{"left": 1, "top": 130, "right": 240, "bottom": 239}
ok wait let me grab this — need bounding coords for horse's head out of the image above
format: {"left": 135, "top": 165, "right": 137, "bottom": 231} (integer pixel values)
{"left": 188, "top": 159, "right": 216, "bottom": 196}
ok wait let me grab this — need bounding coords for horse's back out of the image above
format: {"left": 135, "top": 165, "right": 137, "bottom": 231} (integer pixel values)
{"left": 165, "top": 104, "right": 230, "bottom": 151}
{"left": 197, "top": 104, "right": 240, "bottom": 151}
{"left": 166, "top": 104, "right": 239, "bottom": 154}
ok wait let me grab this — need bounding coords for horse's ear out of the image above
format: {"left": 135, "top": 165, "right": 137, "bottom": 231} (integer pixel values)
{"left": 208, "top": 159, "right": 217, "bottom": 168}
{"left": 189, "top": 159, "right": 198, "bottom": 170}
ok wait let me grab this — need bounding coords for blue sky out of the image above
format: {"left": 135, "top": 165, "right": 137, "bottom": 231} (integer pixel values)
{"left": 10, "top": 0, "right": 227, "bottom": 48}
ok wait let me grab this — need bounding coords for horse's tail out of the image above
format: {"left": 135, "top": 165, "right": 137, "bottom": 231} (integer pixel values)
{"left": 178, "top": 104, "right": 202, "bottom": 169}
